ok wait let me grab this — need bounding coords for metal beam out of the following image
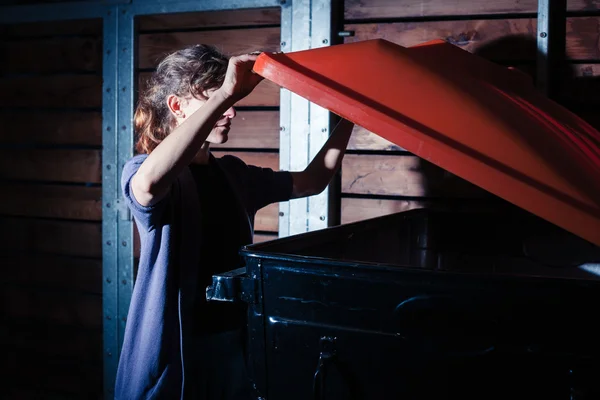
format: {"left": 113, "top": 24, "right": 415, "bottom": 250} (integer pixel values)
{"left": 308, "top": 0, "right": 335, "bottom": 232}
{"left": 0, "top": 0, "right": 281, "bottom": 23}
{"left": 536, "top": 0, "right": 567, "bottom": 98}
{"left": 129, "top": 0, "right": 281, "bottom": 15}
{"left": 101, "top": 5, "right": 121, "bottom": 398}
{"left": 279, "top": 0, "right": 335, "bottom": 237}
{"left": 102, "top": 3, "right": 135, "bottom": 399}
{"left": 277, "top": 0, "right": 293, "bottom": 237}
{"left": 0, "top": 0, "right": 128, "bottom": 23}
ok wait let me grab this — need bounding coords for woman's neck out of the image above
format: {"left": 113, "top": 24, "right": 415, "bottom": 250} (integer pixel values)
{"left": 192, "top": 142, "right": 211, "bottom": 165}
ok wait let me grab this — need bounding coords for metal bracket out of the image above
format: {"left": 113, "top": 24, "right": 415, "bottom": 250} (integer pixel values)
{"left": 206, "top": 267, "right": 258, "bottom": 304}
{"left": 114, "top": 199, "right": 131, "bottom": 221}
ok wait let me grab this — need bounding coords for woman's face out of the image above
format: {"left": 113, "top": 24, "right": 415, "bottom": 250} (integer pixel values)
{"left": 169, "top": 91, "right": 236, "bottom": 144}
{"left": 183, "top": 95, "right": 236, "bottom": 144}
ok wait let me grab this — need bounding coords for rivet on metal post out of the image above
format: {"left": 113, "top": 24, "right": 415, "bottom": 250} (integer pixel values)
{"left": 540, "top": 32, "right": 548, "bottom": 38}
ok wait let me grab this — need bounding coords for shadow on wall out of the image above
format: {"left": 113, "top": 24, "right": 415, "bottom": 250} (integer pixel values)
{"left": 473, "top": 34, "right": 600, "bottom": 131}
{"left": 412, "top": 34, "right": 600, "bottom": 211}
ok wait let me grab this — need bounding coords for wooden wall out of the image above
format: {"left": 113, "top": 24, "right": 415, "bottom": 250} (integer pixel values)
{"left": 340, "top": 0, "right": 600, "bottom": 224}
{"left": 136, "top": 7, "right": 282, "bottom": 245}
{"left": 0, "top": 17, "right": 104, "bottom": 399}
{"left": 1, "top": 1, "right": 599, "bottom": 398}
{"left": 0, "top": 6, "right": 282, "bottom": 398}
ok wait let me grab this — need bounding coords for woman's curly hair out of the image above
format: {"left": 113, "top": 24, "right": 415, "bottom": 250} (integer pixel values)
{"left": 134, "top": 44, "right": 229, "bottom": 154}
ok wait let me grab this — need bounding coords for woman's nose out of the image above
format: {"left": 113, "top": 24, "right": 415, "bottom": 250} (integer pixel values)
{"left": 224, "top": 106, "right": 236, "bottom": 119}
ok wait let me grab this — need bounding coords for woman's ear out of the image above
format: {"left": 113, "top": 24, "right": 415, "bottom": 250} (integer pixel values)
{"left": 166, "top": 94, "right": 186, "bottom": 119}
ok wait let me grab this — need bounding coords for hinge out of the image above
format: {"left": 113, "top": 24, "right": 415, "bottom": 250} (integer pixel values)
{"left": 206, "top": 267, "right": 257, "bottom": 304}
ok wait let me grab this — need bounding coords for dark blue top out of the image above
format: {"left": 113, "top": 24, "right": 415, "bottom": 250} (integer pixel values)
{"left": 115, "top": 154, "right": 293, "bottom": 399}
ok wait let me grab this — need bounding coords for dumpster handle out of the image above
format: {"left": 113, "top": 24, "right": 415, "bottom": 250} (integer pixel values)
{"left": 313, "top": 336, "right": 336, "bottom": 400}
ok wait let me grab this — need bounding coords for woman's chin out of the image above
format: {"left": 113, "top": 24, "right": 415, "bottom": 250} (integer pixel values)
{"left": 207, "top": 129, "right": 229, "bottom": 144}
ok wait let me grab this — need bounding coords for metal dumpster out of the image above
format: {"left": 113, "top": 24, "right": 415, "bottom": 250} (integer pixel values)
{"left": 208, "top": 39, "right": 600, "bottom": 399}
{"left": 209, "top": 206, "right": 600, "bottom": 400}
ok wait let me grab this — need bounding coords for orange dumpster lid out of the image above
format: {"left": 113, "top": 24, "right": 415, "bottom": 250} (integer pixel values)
{"left": 253, "top": 39, "right": 600, "bottom": 246}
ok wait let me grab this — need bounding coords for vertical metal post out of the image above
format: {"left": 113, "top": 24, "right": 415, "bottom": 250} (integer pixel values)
{"left": 102, "top": 7, "right": 119, "bottom": 398}
{"left": 278, "top": 0, "right": 334, "bottom": 237}
{"left": 102, "top": 4, "right": 134, "bottom": 398}
{"left": 307, "top": 0, "right": 333, "bottom": 232}
{"left": 537, "top": 0, "right": 567, "bottom": 98}
{"left": 116, "top": 4, "right": 135, "bottom": 355}
{"left": 278, "top": 0, "right": 293, "bottom": 237}
{"left": 286, "top": 0, "right": 312, "bottom": 236}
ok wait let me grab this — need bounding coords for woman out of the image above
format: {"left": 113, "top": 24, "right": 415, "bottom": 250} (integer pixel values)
{"left": 115, "top": 44, "right": 354, "bottom": 399}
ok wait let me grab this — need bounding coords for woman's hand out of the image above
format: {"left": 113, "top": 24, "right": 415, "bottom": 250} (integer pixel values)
{"left": 219, "top": 53, "right": 264, "bottom": 103}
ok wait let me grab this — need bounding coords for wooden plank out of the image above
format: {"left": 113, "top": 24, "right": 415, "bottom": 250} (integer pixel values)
{"left": 255, "top": 202, "right": 279, "bottom": 232}
{"left": 0, "top": 18, "right": 101, "bottom": 38}
{"left": 349, "top": 125, "right": 404, "bottom": 151}
{"left": 560, "top": 63, "right": 600, "bottom": 108}
{"left": 345, "top": 17, "right": 600, "bottom": 61}
{"left": 566, "top": 17, "right": 600, "bottom": 60}
{"left": 0, "top": 184, "right": 101, "bottom": 221}
{"left": 138, "top": 8, "right": 281, "bottom": 31}
{"left": 345, "top": 19, "right": 538, "bottom": 61}
{"left": 138, "top": 72, "right": 280, "bottom": 107}
{"left": 0, "top": 217, "right": 101, "bottom": 258}
{"left": 1, "top": 36, "right": 102, "bottom": 74}
{"left": 341, "top": 197, "right": 427, "bottom": 224}
{"left": 238, "top": 79, "right": 280, "bottom": 107}
{"left": 0, "top": 111, "right": 102, "bottom": 146}
{"left": 344, "top": 0, "right": 598, "bottom": 20}
{"left": 254, "top": 232, "right": 278, "bottom": 243}
{"left": 211, "top": 110, "right": 279, "bottom": 149}
{"left": 211, "top": 150, "right": 279, "bottom": 170}
{"left": 6, "top": 322, "right": 102, "bottom": 363}
{"left": 2, "top": 287, "right": 102, "bottom": 329}
{"left": 0, "top": 254, "right": 102, "bottom": 294}
{"left": 5, "top": 351, "right": 101, "bottom": 398}
{"left": 342, "top": 154, "right": 489, "bottom": 197}
{"left": 138, "top": 27, "right": 280, "bottom": 69}
{"left": 0, "top": 75, "right": 102, "bottom": 108}
{"left": 0, "top": 149, "right": 101, "bottom": 183}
